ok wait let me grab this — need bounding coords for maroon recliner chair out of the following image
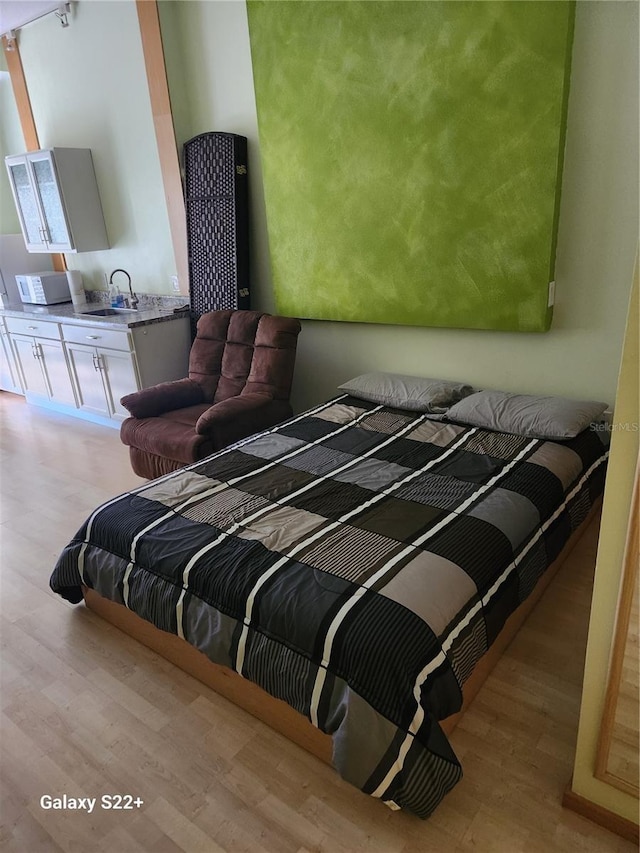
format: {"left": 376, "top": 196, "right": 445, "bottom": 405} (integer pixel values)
{"left": 120, "top": 309, "right": 302, "bottom": 479}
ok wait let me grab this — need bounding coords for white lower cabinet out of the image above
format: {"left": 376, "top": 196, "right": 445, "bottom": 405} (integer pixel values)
{"left": 65, "top": 342, "right": 138, "bottom": 421}
{"left": 10, "top": 333, "right": 76, "bottom": 406}
{"left": 0, "top": 320, "right": 23, "bottom": 394}
{"left": 3, "top": 312, "right": 190, "bottom": 428}
{"left": 61, "top": 323, "right": 141, "bottom": 421}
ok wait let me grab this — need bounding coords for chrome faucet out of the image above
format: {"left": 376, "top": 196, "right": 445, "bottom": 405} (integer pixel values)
{"left": 109, "top": 268, "right": 138, "bottom": 310}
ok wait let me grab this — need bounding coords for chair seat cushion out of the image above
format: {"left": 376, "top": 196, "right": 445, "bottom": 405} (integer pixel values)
{"left": 120, "top": 404, "right": 212, "bottom": 464}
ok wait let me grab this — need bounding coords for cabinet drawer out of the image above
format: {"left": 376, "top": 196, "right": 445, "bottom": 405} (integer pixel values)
{"left": 5, "top": 316, "right": 61, "bottom": 339}
{"left": 61, "top": 323, "right": 131, "bottom": 351}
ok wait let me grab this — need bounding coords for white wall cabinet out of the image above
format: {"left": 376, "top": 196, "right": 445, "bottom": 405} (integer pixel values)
{"left": 5, "top": 149, "right": 109, "bottom": 253}
{"left": 2, "top": 313, "right": 191, "bottom": 428}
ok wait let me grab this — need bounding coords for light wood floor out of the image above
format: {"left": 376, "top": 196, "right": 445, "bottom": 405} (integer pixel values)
{"left": 0, "top": 393, "right": 635, "bottom": 853}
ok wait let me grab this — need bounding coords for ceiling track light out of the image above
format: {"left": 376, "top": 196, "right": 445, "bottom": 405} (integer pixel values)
{"left": 55, "top": 3, "right": 71, "bottom": 28}
{"left": 1, "top": 2, "right": 74, "bottom": 42}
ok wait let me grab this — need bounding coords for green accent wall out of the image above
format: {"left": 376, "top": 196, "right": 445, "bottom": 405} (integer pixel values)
{"left": 247, "top": 0, "right": 575, "bottom": 332}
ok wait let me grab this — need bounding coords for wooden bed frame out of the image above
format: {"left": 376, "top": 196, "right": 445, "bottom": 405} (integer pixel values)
{"left": 82, "top": 501, "right": 601, "bottom": 766}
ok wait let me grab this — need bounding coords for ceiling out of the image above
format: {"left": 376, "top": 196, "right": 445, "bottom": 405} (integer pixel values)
{"left": 0, "top": 1, "right": 66, "bottom": 37}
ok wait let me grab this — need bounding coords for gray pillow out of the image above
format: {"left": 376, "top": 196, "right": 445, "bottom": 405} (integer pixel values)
{"left": 338, "top": 371, "right": 474, "bottom": 413}
{"left": 445, "top": 390, "right": 608, "bottom": 439}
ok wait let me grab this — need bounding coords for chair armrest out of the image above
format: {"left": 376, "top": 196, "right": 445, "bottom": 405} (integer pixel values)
{"left": 120, "top": 379, "right": 205, "bottom": 419}
{"left": 195, "top": 393, "right": 292, "bottom": 446}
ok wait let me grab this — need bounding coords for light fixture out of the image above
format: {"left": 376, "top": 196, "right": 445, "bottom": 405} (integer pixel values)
{"left": 0, "top": 2, "right": 73, "bottom": 41}
{"left": 54, "top": 3, "right": 70, "bottom": 28}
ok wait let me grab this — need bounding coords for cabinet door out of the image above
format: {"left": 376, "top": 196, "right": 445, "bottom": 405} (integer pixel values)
{"left": 38, "top": 339, "right": 76, "bottom": 405}
{"left": 5, "top": 159, "right": 46, "bottom": 251}
{"left": 5, "top": 153, "right": 74, "bottom": 252}
{"left": 99, "top": 348, "right": 139, "bottom": 419}
{"left": 11, "top": 335, "right": 48, "bottom": 396}
{"left": 27, "top": 152, "right": 73, "bottom": 252}
{"left": 0, "top": 331, "right": 24, "bottom": 394}
{"left": 66, "top": 342, "right": 109, "bottom": 416}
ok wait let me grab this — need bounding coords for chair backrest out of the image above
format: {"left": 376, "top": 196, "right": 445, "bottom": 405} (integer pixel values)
{"left": 188, "top": 310, "right": 302, "bottom": 403}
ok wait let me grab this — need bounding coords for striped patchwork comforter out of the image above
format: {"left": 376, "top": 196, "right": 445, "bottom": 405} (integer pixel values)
{"left": 50, "top": 395, "right": 608, "bottom": 818}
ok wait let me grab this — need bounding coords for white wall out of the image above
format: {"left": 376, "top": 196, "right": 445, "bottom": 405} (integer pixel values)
{"left": 571, "top": 261, "right": 638, "bottom": 823}
{"left": 159, "top": 0, "right": 276, "bottom": 316}
{"left": 16, "top": 1, "right": 175, "bottom": 294}
{"left": 167, "top": 0, "right": 638, "bottom": 413}
{"left": 0, "top": 56, "right": 23, "bottom": 234}
{"left": 4, "top": 1, "right": 637, "bottom": 411}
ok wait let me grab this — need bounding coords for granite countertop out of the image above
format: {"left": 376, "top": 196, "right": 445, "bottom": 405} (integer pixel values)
{"left": 0, "top": 301, "right": 190, "bottom": 330}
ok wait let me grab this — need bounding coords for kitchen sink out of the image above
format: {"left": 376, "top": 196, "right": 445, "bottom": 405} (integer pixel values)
{"left": 80, "top": 307, "right": 139, "bottom": 316}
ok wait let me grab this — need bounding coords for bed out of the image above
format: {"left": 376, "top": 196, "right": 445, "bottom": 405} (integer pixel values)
{"left": 50, "top": 379, "right": 609, "bottom": 819}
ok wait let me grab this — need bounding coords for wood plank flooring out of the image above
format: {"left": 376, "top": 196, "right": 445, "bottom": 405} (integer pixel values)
{"left": 0, "top": 393, "right": 635, "bottom": 853}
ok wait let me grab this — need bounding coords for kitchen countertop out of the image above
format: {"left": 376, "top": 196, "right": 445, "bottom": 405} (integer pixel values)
{"left": 0, "top": 301, "right": 190, "bottom": 330}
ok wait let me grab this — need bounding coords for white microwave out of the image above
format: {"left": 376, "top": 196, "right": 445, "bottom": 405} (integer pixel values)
{"left": 16, "top": 271, "right": 71, "bottom": 305}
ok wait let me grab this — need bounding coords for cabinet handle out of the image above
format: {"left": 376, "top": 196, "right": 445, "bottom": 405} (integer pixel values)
{"left": 86, "top": 335, "right": 100, "bottom": 340}
{"left": 27, "top": 325, "right": 38, "bottom": 330}
{"left": 92, "top": 354, "right": 99, "bottom": 371}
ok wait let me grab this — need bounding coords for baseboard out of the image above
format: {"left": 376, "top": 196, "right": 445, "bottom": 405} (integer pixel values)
{"left": 24, "top": 394, "right": 120, "bottom": 428}
{"left": 562, "top": 785, "right": 639, "bottom": 844}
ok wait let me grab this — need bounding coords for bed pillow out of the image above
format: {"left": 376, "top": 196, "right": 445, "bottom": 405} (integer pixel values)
{"left": 337, "top": 371, "right": 474, "bottom": 413}
{"left": 445, "top": 390, "right": 608, "bottom": 439}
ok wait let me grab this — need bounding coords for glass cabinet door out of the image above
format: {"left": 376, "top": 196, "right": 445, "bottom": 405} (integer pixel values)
{"left": 6, "top": 161, "right": 44, "bottom": 249}
{"left": 6, "top": 147, "right": 108, "bottom": 254}
{"left": 5, "top": 153, "right": 73, "bottom": 252}
{"left": 28, "top": 152, "right": 72, "bottom": 251}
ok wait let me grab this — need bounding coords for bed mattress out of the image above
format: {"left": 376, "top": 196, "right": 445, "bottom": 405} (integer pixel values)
{"left": 50, "top": 395, "right": 608, "bottom": 817}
